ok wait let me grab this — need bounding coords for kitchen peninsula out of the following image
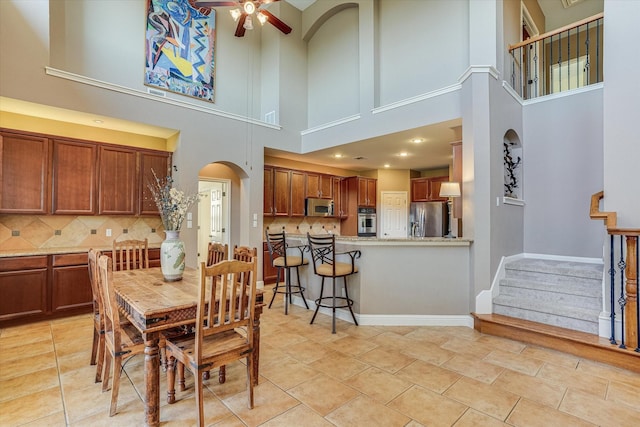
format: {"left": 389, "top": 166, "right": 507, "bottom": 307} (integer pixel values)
{"left": 284, "top": 235, "right": 473, "bottom": 326}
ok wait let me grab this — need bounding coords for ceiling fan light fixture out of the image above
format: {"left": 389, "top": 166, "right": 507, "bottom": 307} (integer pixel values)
{"left": 229, "top": 8, "right": 242, "bottom": 22}
{"left": 243, "top": 15, "right": 254, "bottom": 30}
{"left": 256, "top": 11, "right": 268, "bottom": 25}
{"left": 243, "top": 1, "right": 256, "bottom": 14}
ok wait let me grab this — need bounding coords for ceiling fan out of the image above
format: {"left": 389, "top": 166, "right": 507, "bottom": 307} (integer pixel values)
{"left": 194, "top": 0, "right": 292, "bottom": 38}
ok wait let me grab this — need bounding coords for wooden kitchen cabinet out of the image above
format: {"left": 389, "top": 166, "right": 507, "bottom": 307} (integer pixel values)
{"left": 263, "top": 242, "right": 278, "bottom": 284}
{"left": 52, "top": 139, "right": 97, "bottom": 215}
{"left": 51, "top": 253, "right": 92, "bottom": 314}
{"left": 139, "top": 151, "right": 172, "bottom": 215}
{"left": 306, "top": 172, "right": 333, "bottom": 199}
{"left": 0, "top": 132, "right": 50, "bottom": 214}
{"left": 98, "top": 145, "right": 137, "bottom": 215}
{"left": 411, "top": 176, "right": 449, "bottom": 202}
{"left": 357, "top": 177, "right": 376, "bottom": 207}
{"left": 264, "top": 166, "right": 291, "bottom": 217}
{"left": 290, "top": 170, "right": 306, "bottom": 216}
{"left": 0, "top": 256, "right": 49, "bottom": 323}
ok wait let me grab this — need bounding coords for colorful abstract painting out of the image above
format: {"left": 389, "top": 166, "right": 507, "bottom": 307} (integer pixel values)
{"left": 145, "top": 0, "right": 216, "bottom": 102}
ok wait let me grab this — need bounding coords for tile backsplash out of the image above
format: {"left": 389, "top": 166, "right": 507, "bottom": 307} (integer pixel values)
{"left": 264, "top": 216, "right": 341, "bottom": 236}
{"left": 0, "top": 215, "right": 165, "bottom": 251}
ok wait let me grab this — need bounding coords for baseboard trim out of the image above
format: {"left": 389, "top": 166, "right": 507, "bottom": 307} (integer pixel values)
{"left": 287, "top": 296, "right": 474, "bottom": 327}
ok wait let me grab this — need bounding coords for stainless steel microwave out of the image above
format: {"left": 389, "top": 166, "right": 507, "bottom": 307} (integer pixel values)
{"left": 305, "top": 198, "right": 334, "bottom": 217}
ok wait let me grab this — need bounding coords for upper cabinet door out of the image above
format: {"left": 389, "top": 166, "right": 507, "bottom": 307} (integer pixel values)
{"left": 264, "top": 166, "right": 274, "bottom": 216}
{"left": 52, "top": 139, "right": 97, "bottom": 215}
{"left": 290, "top": 170, "right": 305, "bottom": 216}
{"left": 306, "top": 172, "right": 333, "bottom": 199}
{"left": 273, "top": 168, "right": 291, "bottom": 216}
{"left": 98, "top": 146, "right": 137, "bottom": 215}
{"left": 139, "top": 151, "right": 171, "bottom": 215}
{"left": 0, "top": 132, "right": 50, "bottom": 214}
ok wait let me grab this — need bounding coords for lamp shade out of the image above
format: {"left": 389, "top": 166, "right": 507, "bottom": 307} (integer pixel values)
{"left": 439, "top": 182, "right": 461, "bottom": 198}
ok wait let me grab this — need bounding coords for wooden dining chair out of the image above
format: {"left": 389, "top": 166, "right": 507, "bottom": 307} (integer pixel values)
{"left": 88, "top": 248, "right": 105, "bottom": 383}
{"left": 207, "top": 241, "right": 228, "bottom": 266}
{"left": 112, "top": 238, "right": 149, "bottom": 271}
{"left": 232, "top": 245, "right": 258, "bottom": 263}
{"left": 165, "top": 259, "right": 257, "bottom": 425}
{"left": 97, "top": 254, "right": 146, "bottom": 416}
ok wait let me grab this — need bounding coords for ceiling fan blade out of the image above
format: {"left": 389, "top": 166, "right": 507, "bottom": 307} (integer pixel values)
{"left": 259, "top": 9, "right": 292, "bottom": 35}
{"left": 194, "top": 1, "right": 240, "bottom": 7}
{"left": 235, "top": 14, "right": 247, "bottom": 37}
{"left": 261, "top": 0, "right": 281, "bottom": 4}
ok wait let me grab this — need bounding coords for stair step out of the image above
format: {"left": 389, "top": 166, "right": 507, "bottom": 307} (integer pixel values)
{"left": 472, "top": 313, "right": 640, "bottom": 374}
{"left": 500, "top": 277, "right": 601, "bottom": 298}
{"left": 493, "top": 295, "right": 599, "bottom": 334}
{"left": 505, "top": 258, "right": 603, "bottom": 280}
{"left": 499, "top": 277, "right": 602, "bottom": 311}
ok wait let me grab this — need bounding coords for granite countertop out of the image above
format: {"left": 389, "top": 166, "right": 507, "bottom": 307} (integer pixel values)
{"left": 285, "top": 234, "right": 472, "bottom": 246}
{"left": 0, "top": 244, "right": 163, "bottom": 258}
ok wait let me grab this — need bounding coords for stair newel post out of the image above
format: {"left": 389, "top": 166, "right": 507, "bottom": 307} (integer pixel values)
{"left": 625, "top": 235, "right": 638, "bottom": 350}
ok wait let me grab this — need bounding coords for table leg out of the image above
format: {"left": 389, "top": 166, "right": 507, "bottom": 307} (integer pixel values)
{"left": 143, "top": 332, "right": 160, "bottom": 427}
{"left": 252, "top": 306, "right": 263, "bottom": 386}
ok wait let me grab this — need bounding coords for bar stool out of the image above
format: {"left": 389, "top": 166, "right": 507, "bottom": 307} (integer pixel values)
{"left": 265, "top": 229, "right": 310, "bottom": 315}
{"left": 306, "top": 233, "right": 361, "bottom": 334}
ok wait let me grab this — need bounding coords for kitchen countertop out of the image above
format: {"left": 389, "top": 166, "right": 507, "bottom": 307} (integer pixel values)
{"left": 0, "top": 245, "right": 163, "bottom": 258}
{"left": 285, "top": 234, "right": 472, "bottom": 246}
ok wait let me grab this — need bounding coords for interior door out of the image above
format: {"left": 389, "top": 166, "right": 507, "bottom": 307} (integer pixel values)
{"left": 197, "top": 180, "right": 230, "bottom": 265}
{"left": 380, "top": 191, "right": 408, "bottom": 238}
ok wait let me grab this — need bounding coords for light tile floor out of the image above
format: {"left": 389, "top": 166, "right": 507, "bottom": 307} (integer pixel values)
{"left": 1, "top": 291, "right": 640, "bottom": 426}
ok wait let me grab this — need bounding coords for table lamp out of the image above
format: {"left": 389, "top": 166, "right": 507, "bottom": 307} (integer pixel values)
{"left": 439, "top": 182, "right": 461, "bottom": 238}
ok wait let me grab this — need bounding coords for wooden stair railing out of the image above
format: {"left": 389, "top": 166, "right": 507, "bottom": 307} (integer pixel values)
{"left": 590, "top": 191, "right": 639, "bottom": 351}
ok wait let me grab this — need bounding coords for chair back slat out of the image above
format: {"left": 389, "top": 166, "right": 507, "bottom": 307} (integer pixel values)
{"left": 233, "top": 245, "right": 257, "bottom": 288}
{"left": 207, "top": 242, "right": 229, "bottom": 266}
{"left": 195, "top": 259, "right": 256, "bottom": 362}
{"left": 112, "top": 239, "right": 149, "bottom": 271}
{"left": 97, "top": 255, "right": 122, "bottom": 349}
{"left": 88, "top": 249, "right": 102, "bottom": 318}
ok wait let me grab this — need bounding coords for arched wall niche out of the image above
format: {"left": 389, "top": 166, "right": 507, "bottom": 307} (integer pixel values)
{"left": 503, "top": 129, "right": 523, "bottom": 200}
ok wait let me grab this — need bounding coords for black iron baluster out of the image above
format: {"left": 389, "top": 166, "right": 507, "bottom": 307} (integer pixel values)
{"left": 558, "top": 33, "right": 562, "bottom": 92}
{"left": 585, "top": 22, "right": 590, "bottom": 85}
{"left": 576, "top": 26, "right": 580, "bottom": 88}
{"left": 550, "top": 34, "right": 553, "bottom": 95}
{"left": 610, "top": 234, "right": 617, "bottom": 344}
{"left": 619, "top": 236, "right": 627, "bottom": 349}
{"left": 596, "top": 18, "right": 600, "bottom": 83}
{"left": 533, "top": 40, "right": 538, "bottom": 98}
{"left": 567, "top": 29, "right": 571, "bottom": 90}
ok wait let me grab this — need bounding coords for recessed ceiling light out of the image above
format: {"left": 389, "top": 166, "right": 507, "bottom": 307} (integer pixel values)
{"left": 334, "top": 154, "right": 343, "bottom": 159}
{"left": 384, "top": 164, "right": 390, "bottom": 168}
{"left": 399, "top": 152, "right": 408, "bottom": 157}
{"left": 410, "top": 138, "right": 424, "bottom": 143}
{"left": 93, "top": 119, "right": 104, "bottom": 124}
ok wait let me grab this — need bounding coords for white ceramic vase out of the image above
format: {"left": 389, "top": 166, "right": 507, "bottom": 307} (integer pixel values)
{"left": 160, "top": 230, "right": 185, "bottom": 282}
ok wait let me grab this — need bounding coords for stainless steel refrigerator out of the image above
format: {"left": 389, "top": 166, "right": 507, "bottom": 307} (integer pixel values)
{"left": 409, "top": 202, "right": 448, "bottom": 237}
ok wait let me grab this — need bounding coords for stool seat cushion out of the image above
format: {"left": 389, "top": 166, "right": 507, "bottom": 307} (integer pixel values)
{"left": 273, "top": 256, "right": 308, "bottom": 267}
{"left": 317, "top": 262, "right": 357, "bottom": 277}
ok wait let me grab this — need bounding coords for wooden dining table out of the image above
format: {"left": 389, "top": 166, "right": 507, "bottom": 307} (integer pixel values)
{"left": 113, "top": 267, "right": 264, "bottom": 427}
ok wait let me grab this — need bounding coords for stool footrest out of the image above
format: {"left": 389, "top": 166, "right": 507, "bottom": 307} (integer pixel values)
{"left": 314, "top": 296, "right": 354, "bottom": 310}
{"left": 273, "top": 285, "right": 305, "bottom": 294}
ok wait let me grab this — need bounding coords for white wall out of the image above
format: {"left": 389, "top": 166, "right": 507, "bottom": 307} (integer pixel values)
{"left": 307, "top": 5, "right": 359, "bottom": 127}
{"left": 377, "top": 0, "right": 469, "bottom": 105}
{"left": 523, "top": 88, "right": 604, "bottom": 257}
{"left": 603, "top": 0, "right": 640, "bottom": 226}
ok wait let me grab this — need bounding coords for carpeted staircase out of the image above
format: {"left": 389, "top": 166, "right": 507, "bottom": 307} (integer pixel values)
{"left": 493, "top": 258, "right": 603, "bottom": 334}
